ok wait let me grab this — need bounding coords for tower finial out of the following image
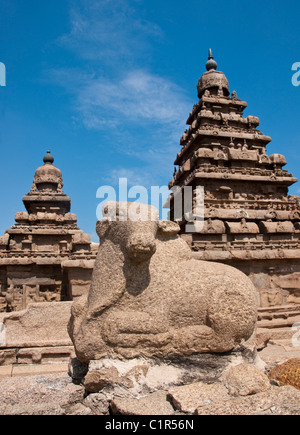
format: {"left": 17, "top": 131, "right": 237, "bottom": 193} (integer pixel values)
{"left": 206, "top": 48, "right": 217, "bottom": 71}
{"left": 43, "top": 150, "right": 54, "bottom": 165}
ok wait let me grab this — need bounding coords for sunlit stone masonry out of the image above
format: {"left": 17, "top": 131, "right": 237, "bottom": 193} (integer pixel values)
{"left": 0, "top": 151, "right": 98, "bottom": 312}
{"left": 168, "top": 50, "right": 300, "bottom": 330}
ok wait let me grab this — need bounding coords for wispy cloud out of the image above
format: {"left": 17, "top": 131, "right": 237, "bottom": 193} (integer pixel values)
{"left": 60, "top": 0, "right": 163, "bottom": 64}
{"left": 76, "top": 69, "right": 190, "bottom": 129}
{"left": 105, "top": 168, "right": 154, "bottom": 188}
{"left": 47, "top": 0, "right": 192, "bottom": 186}
{"left": 47, "top": 66, "right": 190, "bottom": 141}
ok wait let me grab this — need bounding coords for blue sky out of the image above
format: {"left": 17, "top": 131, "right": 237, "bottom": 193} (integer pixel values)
{"left": 0, "top": 0, "right": 300, "bottom": 242}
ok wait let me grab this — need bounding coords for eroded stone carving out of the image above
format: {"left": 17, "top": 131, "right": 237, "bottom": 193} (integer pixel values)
{"left": 68, "top": 202, "right": 258, "bottom": 364}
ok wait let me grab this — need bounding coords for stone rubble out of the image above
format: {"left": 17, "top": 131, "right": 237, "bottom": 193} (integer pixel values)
{"left": 0, "top": 359, "right": 300, "bottom": 415}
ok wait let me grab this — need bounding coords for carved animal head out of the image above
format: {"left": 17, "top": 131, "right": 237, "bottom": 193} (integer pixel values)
{"left": 96, "top": 201, "right": 180, "bottom": 263}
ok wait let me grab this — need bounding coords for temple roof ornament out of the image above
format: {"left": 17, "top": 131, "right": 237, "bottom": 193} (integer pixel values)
{"left": 34, "top": 151, "right": 63, "bottom": 192}
{"left": 197, "top": 48, "right": 230, "bottom": 98}
{"left": 206, "top": 48, "right": 217, "bottom": 71}
{"left": 43, "top": 150, "right": 55, "bottom": 165}
{"left": 23, "top": 151, "right": 71, "bottom": 215}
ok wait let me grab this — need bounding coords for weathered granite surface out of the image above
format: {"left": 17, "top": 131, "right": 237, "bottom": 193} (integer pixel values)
{"left": 69, "top": 201, "right": 258, "bottom": 365}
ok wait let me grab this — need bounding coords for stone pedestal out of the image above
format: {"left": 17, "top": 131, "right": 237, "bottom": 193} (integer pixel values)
{"left": 71, "top": 343, "right": 261, "bottom": 398}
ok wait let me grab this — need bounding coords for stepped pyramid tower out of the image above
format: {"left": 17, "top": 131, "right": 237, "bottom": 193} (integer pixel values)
{"left": 0, "top": 151, "right": 98, "bottom": 312}
{"left": 169, "top": 50, "right": 300, "bottom": 329}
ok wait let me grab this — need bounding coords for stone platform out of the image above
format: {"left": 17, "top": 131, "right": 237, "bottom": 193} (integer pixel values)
{"left": 0, "top": 302, "right": 75, "bottom": 367}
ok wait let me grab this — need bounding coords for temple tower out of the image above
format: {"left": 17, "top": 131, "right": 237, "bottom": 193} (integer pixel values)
{"left": 169, "top": 51, "right": 300, "bottom": 329}
{"left": 0, "top": 152, "right": 98, "bottom": 312}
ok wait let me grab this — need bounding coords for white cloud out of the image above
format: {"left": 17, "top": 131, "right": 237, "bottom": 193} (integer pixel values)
{"left": 76, "top": 69, "right": 190, "bottom": 129}
{"left": 105, "top": 168, "right": 153, "bottom": 188}
{"left": 59, "top": 0, "right": 163, "bottom": 62}
{"left": 50, "top": 0, "right": 192, "bottom": 135}
{"left": 47, "top": 66, "right": 190, "bottom": 146}
{"left": 47, "top": 0, "right": 193, "bottom": 186}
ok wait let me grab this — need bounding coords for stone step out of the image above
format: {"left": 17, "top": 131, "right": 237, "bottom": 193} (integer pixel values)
{"left": 0, "top": 362, "right": 69, "bottom": 379}
{"left": 257, "top": 305, "right": 300, "bottom": 331}
{"left": 257, "top": 315, "right": 300, "bottom": 329}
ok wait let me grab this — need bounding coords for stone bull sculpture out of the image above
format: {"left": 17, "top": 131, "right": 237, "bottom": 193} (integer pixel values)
{"left": 68, "top": 202, "right": 258, "bottom": 364}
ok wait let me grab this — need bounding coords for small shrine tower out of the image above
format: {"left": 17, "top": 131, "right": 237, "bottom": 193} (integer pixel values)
{"left": 0, "top": 152, "right": 98, "bottom": 312}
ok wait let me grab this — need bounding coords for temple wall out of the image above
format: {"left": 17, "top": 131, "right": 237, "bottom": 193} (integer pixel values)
{"left": 191, "top": 252, "right": 300, "bottom": 335}
{"left": 0, "top": 260, "right": 96, "bottom": 313}
{"left": 192, "top": 252, "right": 300, "bottom": 308}
{"left": 225, "top": 259, "right": 300, "bottom": 308}
{"left": 66, "top": 267, "right": 93, "bottom": 299}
